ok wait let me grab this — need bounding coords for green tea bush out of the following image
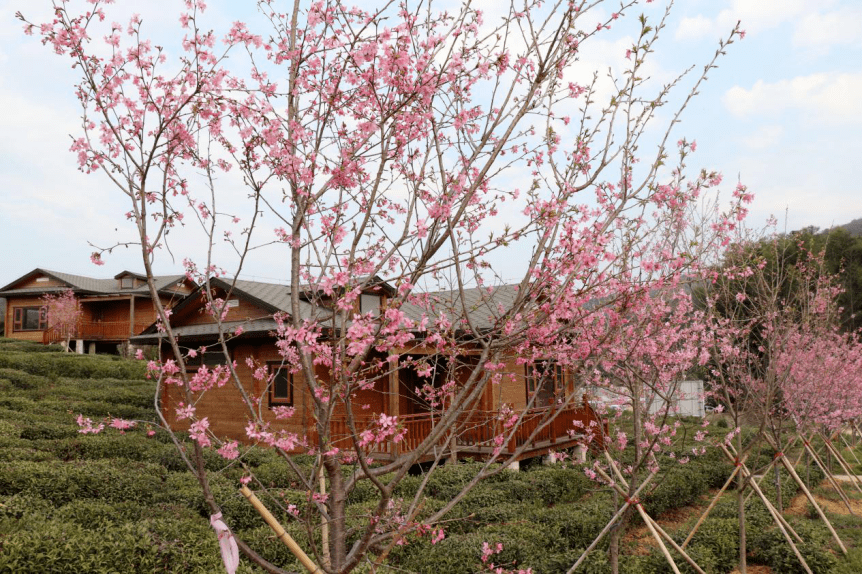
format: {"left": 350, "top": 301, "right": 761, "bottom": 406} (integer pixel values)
{"left": 0, "top": 520, "right": 159, "bottom": 573}
{"left": 644, "top": 466, "right": 708, "bottom": 516}
{"left": 748, "top": 519, "right": 837, "bottom": 573}
{"left": 0, "top": 351, "right": 145, "bottom": 380}
{"left": 520, "top": 465, "right": 593, "bottom": 504}
{"left": 19, "top": 421, "right": 80, "bottom": 441}
{"left": 0, "top": 459, "right": 167, "bottom": 506}
{"left": 527, "top": 499, "right": 616, "bottom": 549}
{"left": 0, "top": 367, "right": 48, "bottom": 390}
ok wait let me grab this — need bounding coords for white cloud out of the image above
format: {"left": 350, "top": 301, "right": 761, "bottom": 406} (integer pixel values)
{"left": 724, "top": 73, "right": 862, "bottom": 123}
{"left": 675, "top": 15, "right": 717, "bottom": 41}
{"left": 742, "top": 125, "right": 784, "bottom": 150}
{"left": 793, "top": 9, "right": 862, "bottom": 50}
{"left": 675, "top": 0, "right": 820, "bottom": 41}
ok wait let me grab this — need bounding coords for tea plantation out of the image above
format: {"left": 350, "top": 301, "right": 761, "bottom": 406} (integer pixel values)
{"left": 1, "top": 338, "right": 862, "bottom": 573}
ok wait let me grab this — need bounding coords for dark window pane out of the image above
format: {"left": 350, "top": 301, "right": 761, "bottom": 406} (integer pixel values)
{"left": 273, "top": 370, "right": 290, "bottom": 399}
{"left": 23, "top": 308, "right": 42, "bottom": 330}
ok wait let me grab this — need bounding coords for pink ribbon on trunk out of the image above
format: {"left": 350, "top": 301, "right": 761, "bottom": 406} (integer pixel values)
{"left": 210, "top": 512, "right": 239, "bottom": 574}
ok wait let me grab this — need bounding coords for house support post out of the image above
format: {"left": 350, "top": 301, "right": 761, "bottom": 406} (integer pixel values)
{"left": 129, "top": 295, "right": 135, "bottom": 337}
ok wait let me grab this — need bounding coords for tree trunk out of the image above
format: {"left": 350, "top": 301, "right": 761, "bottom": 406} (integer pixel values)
{"left": 737, "top": 434, "right": 747, "bottom": 573}
{"left": 327, "top": 458, "right": 346, "bottom": 571}
{"left": 609, "top": 491, "right": 620, "bottom": 574}
{"left": 775, "top": 463, "right": 783, "bottom": 513}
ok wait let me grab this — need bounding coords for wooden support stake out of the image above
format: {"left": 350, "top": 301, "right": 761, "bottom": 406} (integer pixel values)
{"left": 821, "top": 432, "right": 862, "bottom": 494}
{"left": 762, "top": 433, "right": 849, "bottom": 555}
{"left": 778, "top": 453, "right": 849, "bottom": 555}
{"left": 682, "top": 459, "right": 743, "bottom": 549}
{"left": 599, "top": 456, "right": 706, "bottom": 574}
{"left": 837, "top": 427, "right": 862, "bottom": 468}
{"left": 240, "top": 485, "right": 323, "bottom": 573}
{"left": 802, "top": 437, "right": 855, "bottom": 514}
{"left": 567, "top": 470, "right": 657, "bottom": 574}
{"left": 718, "top": 444, "right": 812, "bottom": 574}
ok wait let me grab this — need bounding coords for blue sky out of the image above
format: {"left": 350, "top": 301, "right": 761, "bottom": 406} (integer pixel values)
{"left": 0, "top": 0, "right": 859, "bottom": 286}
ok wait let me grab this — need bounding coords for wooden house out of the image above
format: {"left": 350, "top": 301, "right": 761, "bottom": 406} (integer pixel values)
{"left": 132, "top": 278, "right": 605, "bottom": 463}
{"left": 0, "top": 269, "right": 194, "bottom": 353}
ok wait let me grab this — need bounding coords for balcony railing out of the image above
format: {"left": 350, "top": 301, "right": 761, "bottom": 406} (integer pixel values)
{"left": 315, "top": 399, "right": 605, "bottom": 460}
{"left": 43, "top": 320, "right": 151, "bottom": 344}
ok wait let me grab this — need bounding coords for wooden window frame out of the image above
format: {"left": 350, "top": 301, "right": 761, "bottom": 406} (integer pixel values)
{"left": 267, "top": 362, "right": 293, "bottom": 407}
{"left": 13, "top": 306, "right": 48, "bottom": 332}
{"left": 184, "top": 348, "right": 231, "bottom": 372}
{"left": 359, "top": 293, "right": 381, "bottom": 317}
{"left": 525, "top": 360, "right": 564, "bottom": 406}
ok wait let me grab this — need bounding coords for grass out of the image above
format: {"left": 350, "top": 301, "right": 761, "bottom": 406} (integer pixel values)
{"left": 2, "top": 338, "right": 862, "bottom": 573}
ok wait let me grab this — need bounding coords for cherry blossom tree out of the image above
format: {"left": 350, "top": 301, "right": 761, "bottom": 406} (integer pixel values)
{"left": 695, "top": 230, "right": 861, "bottom": 573}
{"left": 42, "top": 288, "right": 83, "bottom": 352}
{"left": 21, "top": 0, "right": 747, "bottom": 571}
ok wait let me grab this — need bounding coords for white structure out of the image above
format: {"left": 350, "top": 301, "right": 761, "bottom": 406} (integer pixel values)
{"left": 648, "top": 380, "right": 705, "bottom": 418}
{"left": 586, "top": 379, "right": 706, "bottom": 418}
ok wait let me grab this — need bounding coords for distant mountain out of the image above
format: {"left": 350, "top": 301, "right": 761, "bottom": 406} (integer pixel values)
{"left": 840, "top": 217, "right": 862, "bottom": 237}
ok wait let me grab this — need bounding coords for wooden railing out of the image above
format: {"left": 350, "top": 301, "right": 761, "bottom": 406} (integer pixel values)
{"left": 43, "top": 320, "right": 151, "bottom": 344}
{"left": 317, "top": 399, "right": 605, "bottom": 459}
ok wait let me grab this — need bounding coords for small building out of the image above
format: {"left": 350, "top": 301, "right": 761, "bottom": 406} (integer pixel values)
{"left": 0, "top": 269, "right": 194, "bottom": 353}
{"left": 132, "top": 277, "right": 606, "bottom": 462}
{"left": 586, "top": 379, "right": 706, "bottom": 418}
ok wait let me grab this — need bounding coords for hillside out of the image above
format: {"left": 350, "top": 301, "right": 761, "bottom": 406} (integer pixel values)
{"left": 841, "top": 217, "right": 862, "bottom": 237}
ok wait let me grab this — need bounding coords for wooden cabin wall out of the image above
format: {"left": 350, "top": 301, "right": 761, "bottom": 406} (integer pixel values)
{"left": 178, "top": 295, "right": 271, "bottom": 326}
{"left": 3, "top": 296, "right": 45, "bottom": 340}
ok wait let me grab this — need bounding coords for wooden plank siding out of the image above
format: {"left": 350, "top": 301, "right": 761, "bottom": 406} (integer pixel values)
{"left": 4, "top": 295, "right": 47, "bottom": 341}
{"left": 153, "top": 282, "right": 606, "bottom": 462}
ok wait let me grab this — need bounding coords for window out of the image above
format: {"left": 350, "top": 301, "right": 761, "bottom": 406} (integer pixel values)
{"left": 267, "top": 362, "right": 293, "bottom": 406}
{"left": 13, "top": 307, "right": 47, "bottom": 331}
{"left": 360, "top": 294, "right": 381, "bottom": 317}
{"left": 120, "top": 277, "right": 135, "bottom": 289}
{"left": 525, "top": 361, "right": 564, "bottom": 407}
{"left": 185, "top": 349, "right": 230, "bottom": 372}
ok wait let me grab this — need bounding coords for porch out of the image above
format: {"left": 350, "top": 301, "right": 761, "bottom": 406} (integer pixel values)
{"left": 43, "top": 320, "right": 153, "bottom": 344}
{"left": 320, "top": 399, "right": 606, "bottom": 463}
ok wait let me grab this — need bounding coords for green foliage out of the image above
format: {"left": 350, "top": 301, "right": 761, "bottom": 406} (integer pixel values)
{"left": 748, "top": 518, "right": 838, "bottom": 573}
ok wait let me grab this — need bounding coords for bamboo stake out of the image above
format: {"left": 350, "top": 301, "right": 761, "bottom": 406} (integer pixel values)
{"left": 719, "top": 445, "right": 803, "bottom": 544}
{"left": 820, "top": 432, "right": 862, "bottom": 494}
{"left": 592, "top": 466, "right": 682, "bottom": 574}
{"left": 567, "top": 471, "right": 657, "bottom": 574}
{"left": 801, "top": 437, "right": 855, "bottom": 514}
{"left": 635, "top": 503, "right": 682, "bottom": 574}
{"left": 240, "top": 485, "right": 323, "bottom": 573}
{"left": 837, "top": 426, "right": 862, "bottom": 468}
{"left": 599, "top": 456, "right": 706, "bottom": 574}
{"left": 642, "top": 511, "right": 708, "bottom": 574}
{"left": 718, "top": 445, "right": 812, "bottom": 574}
{"left": 318, "top": 464, "right": 331, "bottom": 568}
{"left": 682, "top": 459, "right": 744, "bottom": 548}
{"left": 762, "top": 433, "right": 849, "bottom": 555}
{"left": 778, "top": 454, "right": 849, "bottom": 555}
{"left": 744, "top": 435, "right": 800, "bottom": 504}
{"left": 744, "top": 455, "right": 779, "bottom": 504}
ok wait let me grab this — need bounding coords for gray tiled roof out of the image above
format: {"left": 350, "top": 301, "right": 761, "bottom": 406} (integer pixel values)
{"left": 0, "top": 268, "right": 186, "bottom": 297}
{"left": 401, "top": 284, "right": 523, "bottom": 330}
{"left": 136, "top": 275, "right": 528, "bottom": 343}
{"left": 131, "top": 319, "right": 279, "bottom": 344}
{"left": 210, "top": 278, "right": 319, "bottom": 320}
